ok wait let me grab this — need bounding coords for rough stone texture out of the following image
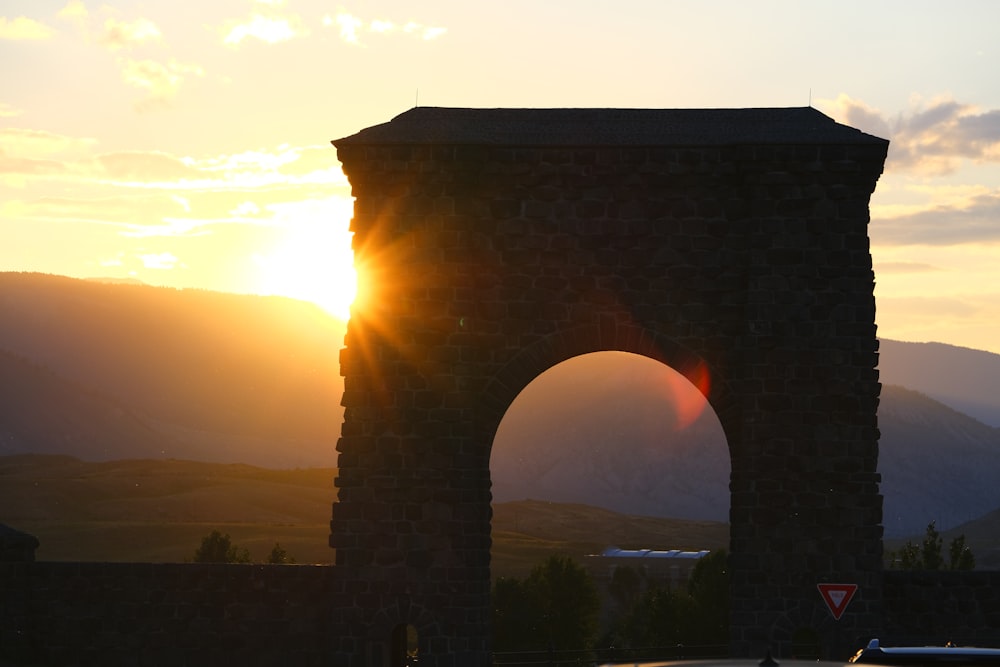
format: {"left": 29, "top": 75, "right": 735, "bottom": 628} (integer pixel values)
{"left": 0, "top": 524, "right": 38, "bottom": 563}
{"left": 882, "top": 570, "right": 1000, "bottom": 647}
{"left": 0, "top": 561, "right": 340, "bottom": 666}
{"left": 3, "top": 560, "right": 999, "bottom": 665}
{"left": 330, "top": 107, "right": 889, "bottom": 662}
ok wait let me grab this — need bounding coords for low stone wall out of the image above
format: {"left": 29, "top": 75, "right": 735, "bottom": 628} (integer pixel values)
{"left": 882, "top": 570, "right": 1000, "bottom": 647}
{"left": 0, "top": 561, "right": 339, "bottom": 666}
{"left": 4, "top": 562, "right": 1000, "bottom": 665}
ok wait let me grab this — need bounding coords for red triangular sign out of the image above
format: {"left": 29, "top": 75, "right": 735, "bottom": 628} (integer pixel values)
{"left": 817, "top": 583, "right": 857, "bottom": 620}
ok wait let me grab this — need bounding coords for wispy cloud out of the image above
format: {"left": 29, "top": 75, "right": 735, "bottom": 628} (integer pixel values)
{"left": 0, "top": 103, "right": 22, "bottom": 118}
{"left": 138, "top": 251, "right": 180, "bottom": 269}
{"left": 874, "top": 261, "right": 942, "bottom": 274}
{"left": 120, "top": 58, "right": 205, "bottom": 109}
{"left": 100, "top": 17, "right": 162, "bottom": 50}
{"left": 0, "top": 15, "right": 56, "bottom": 40}
{"left": 57, "top": 1, "right": 88, "bottom": 23}
{"left": 828, "top": 94, "right": 1000, "bottom": 175}
{"left": 96, "top": 150, "right": 202, "bottom": 182}
{"left": 223, "top": 13, "right": 305, "bottom": 46}
{"left": 323, "top": 10, "right": 446, "bottom": 45}
{"left": 0, "top": 128, "right": 97, "bottom": 156}
{"left": 0, "top": 126, "right": 351, "bottom": 249}
{"left": 872, "top": 191, "right": 1000, "bottom": 247}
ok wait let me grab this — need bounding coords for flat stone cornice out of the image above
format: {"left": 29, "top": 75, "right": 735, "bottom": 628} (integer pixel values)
{"left": 333, "top": 106, "right": 889, "bottom": 148}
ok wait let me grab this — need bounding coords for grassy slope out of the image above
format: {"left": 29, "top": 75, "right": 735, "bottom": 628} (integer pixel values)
{"left": 0, "top": 455, "right": 729, "bottom": 577}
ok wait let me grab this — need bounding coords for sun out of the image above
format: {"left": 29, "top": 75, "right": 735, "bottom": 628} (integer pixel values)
{"left": 253, "top": 200, "right": 357, "bottom": 321}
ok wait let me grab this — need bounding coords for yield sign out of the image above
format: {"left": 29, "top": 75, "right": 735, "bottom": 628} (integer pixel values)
{"left": 817, "top": 583, "right": 857, "bottom": 620}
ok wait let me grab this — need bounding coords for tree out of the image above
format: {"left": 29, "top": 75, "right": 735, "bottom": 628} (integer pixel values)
{"left": 266, "top": 542, "right": 296, "bottom": 564}
{"left": 600, "top": 549, "right": 730, "bottom": 660}
{"left": 192, "top": 530, "right": 251, "bottom": 563}
{"left": 492, "top": 576, "right": 536, "bottom": 653}
{"left": 526, "top": 555, "right": 601, "bottom": 654}
{"left": 685, "top": 549, "right": 730, "bottom": 645}
{"left": 888, "top": 521, "right": 975, "bottom": 570}
{"left": 920, "top": 521, "right": 944, "bottom": 570}
{"left": 492, "top": 555, "right": 600, "bottom": 660}
{"left": 948, "top": 534, "right": 976, "bottom": 570}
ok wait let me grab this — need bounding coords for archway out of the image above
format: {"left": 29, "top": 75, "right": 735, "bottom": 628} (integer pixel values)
{"left": 492, "top": 351, "right": 729, "bottom": 526}
{"left": 329, "top": 107, "right": 889, "bottom": 665}
{"left": 490, "top": 350, "right": 732, "bottom": 658}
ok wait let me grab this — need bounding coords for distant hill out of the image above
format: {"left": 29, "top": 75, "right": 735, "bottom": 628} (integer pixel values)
{"left": 0, "top": 455, "right": 724, "bottom": 577}
{"left": 0, "top": 348, "right": 179, "bottom": 460}
{"left": 491, "top": 352, "right": 1000, "bottom": 538}
{"left": 875, "top": 384, "right": 1000, "bottom": 537}
{"left": 2, "top": 271, "right": 1000, "bottom": 540}
{"left": 879, "top": 339, "right": 1000, "bottom": 428}
{"left": 0, "top": 272, "right": 345, "bottom": 467}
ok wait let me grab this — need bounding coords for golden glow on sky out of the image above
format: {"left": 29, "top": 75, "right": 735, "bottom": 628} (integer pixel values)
{"left": 3, "top": 1, "right": 1000, "bottom": 350}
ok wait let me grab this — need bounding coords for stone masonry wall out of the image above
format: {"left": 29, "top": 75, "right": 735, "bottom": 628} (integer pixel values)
{"left": 0, "top": 561, "right": 340, "bottom": 667}
{"left": 4, "top": 559, "right": 1000, "bottom": 665}
{"left": 882, "top": 570, "right": 1000, "bottom": 646}
{"left": 332, "top": 126, "right": 888, "bottom": 662}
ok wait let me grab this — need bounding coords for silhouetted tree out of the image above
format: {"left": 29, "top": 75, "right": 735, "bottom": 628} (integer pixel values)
{"left": 600, "top": 549, "right": 729, "bottom": 659}
{"left": 888, "top": 521, "right": 975, "bottom": 570}
{"left": 685, "top": 549, "right": 730, "bottom": 645}
{"left": 949, "top": 534, "right": 975, "bottom": 570}
{"left": 266, "top": 542, "right": 295, "bottom": 564}
{"left": 607, "top": 564, "right": 644, "bottom": 613}
{"left": 492, "top": 576, "right": 536, "bottom": 653}
{"left": 193, "top": 530, "right": 251, "bottom": 563}
{"left": 492, "top": 555, "right": 600, "bottom": 661}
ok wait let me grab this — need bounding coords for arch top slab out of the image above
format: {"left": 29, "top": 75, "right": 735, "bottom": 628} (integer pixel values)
{"left": 333, "top": 106, "right": 887, "bottom": 148}
{"left": 329, "top": 107, "right": 889, "bottom": 665}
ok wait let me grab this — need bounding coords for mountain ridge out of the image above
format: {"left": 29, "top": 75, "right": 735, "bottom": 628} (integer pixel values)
{"left": 2, "top": 271, "right": 999, "bottom": 540}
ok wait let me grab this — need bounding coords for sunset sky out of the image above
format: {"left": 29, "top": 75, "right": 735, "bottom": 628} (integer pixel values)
{"left": 3, "top": 1, "right": 1000, "bottom": 353}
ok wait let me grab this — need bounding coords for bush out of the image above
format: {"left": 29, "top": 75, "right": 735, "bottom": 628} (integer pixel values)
{"left": 192, "top": 530, "right": 251, "bottom": 563}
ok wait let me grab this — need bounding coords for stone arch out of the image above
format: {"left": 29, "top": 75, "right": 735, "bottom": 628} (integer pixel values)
{"left": 479, "top": 322, "right": 738, "bottom": 459}
{"left": 367, "top": 601, "right": 438, "bottom": 667}
{"left": 329, "top": 107, "right": 889, "bottom": 665}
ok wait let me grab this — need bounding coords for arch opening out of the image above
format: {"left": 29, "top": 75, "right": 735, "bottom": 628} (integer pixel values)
{"left": 390, "top": 623, "right": 418, "bottom": 667}
{"left": 489, "top": 350, "right": 732, "bottom": 655}
{"left": 491, "top": 351, "right": 731, "bottom": 526}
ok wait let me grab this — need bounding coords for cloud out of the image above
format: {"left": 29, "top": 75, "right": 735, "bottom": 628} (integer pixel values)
{"left": 97, "top": 151, "right": 202, "bottom": 183}
{"left": 138, "top": 252, "right": 180, "bottom": 269}
{"left": 872, "top": 191, "right": 1000, "bottom": 246}
{"left": 329, "top": 12, "right": 362, "bottom": 44}
{"left": 323, "top": 11, "right": 446, "bottom": 45}
{"left": 827, "top": 94, "right": 1000, "bottom": 175}
{"left": 0, "top": 127, "right": 97, "bottom": 157}
{"left": 57, "top": 1, "right": 88, "bottom": 22}
{"left": 0, "top": 16, "right": 56, "bottom": 40}
{"left": 120, "top": 58, "right": 204, "bottom": 108}
{"left": 0, "top": 103, "right": 22, "bottom": 117}
{"left": 100, "top": 17, "right": 161, "bottom": 50}
{"left": 874, "top": 261, "right": 942, "bottom": 274}
{"left": 223, "top": 13, "right": 304, "bottom": 45}
{"left": 0, "top": 128, "right": 97, "bottom": 184}
{"left": 0, "top": 125, "right": 348, "bottom": 201}
{"left": 231, "top": 201, "right": 261, "bottom": 217}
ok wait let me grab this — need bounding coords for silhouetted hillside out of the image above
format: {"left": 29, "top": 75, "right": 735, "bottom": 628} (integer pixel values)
{"left": 878, "top": 384, "right": 1000, "bottom": 537}
{"left": 492, "top": 351, "right": 729, "bottom": 522}
{"left": 0, "top": 272, "right": 345, "bottom": 467}
{"left": 0, "top": 349, "right": 178, "bottom": 460}
{"left": 492, "top": 352, "right": 1000, "bottom": 538}
{"left": 3, "top": 272, "right": 1000, "bottom": 539}
{"left": 879, "top": 339, "right": 1000, "bottom": 427}
{"left": 0, "top": 455, "right": 725, "bottom": 575}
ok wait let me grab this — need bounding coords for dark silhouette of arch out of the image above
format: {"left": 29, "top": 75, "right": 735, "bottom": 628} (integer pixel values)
{"left": 329, "top": 107, "right": 889, "bottom": 665}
